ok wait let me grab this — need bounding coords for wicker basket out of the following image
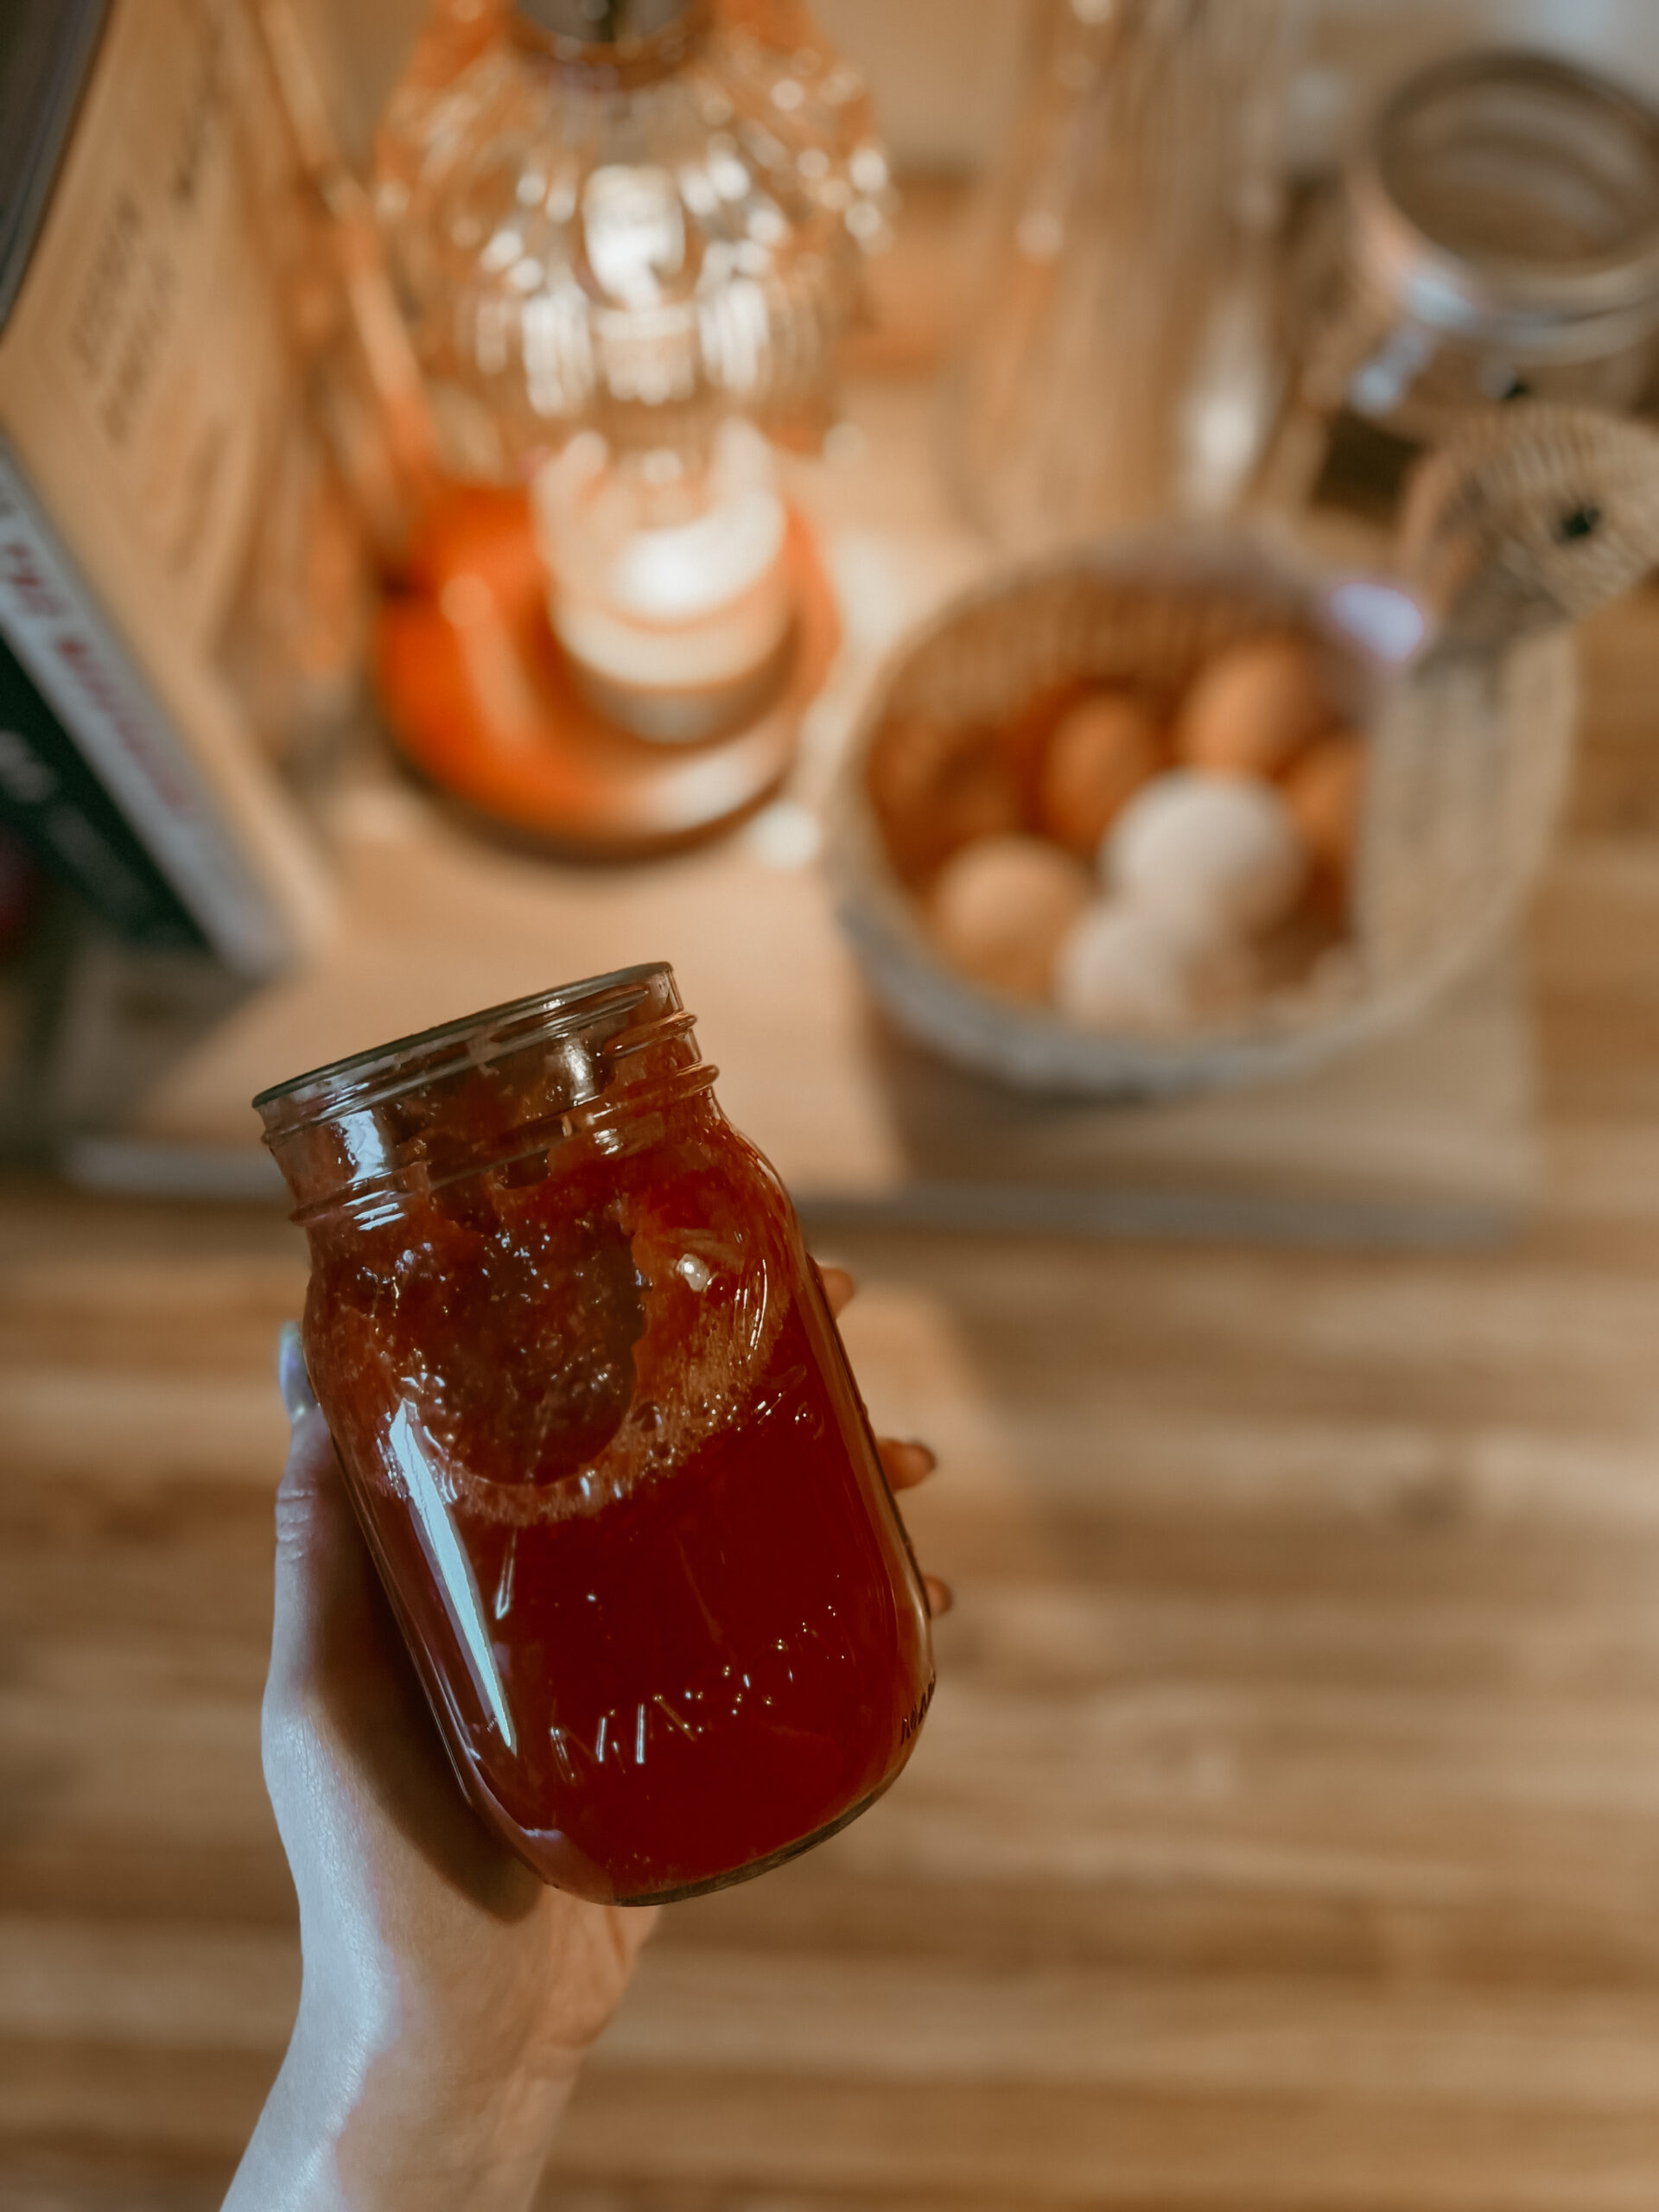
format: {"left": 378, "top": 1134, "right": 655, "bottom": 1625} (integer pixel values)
{"left": 827, "top": 524, "right": 1577, "bottom": 1098}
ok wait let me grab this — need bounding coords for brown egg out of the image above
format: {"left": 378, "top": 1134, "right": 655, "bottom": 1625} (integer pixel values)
{"left": 1173, "top": 633, "right": 1336, "bottom": 779}
{"left": 867, "top": 714, "right": 1024, "bottom": 884}
{"left": 1283, "top": 731, "right": 1366, "bottom": 906}
{"left": 928, "top": 833, "right": 1096, "bottom": 1001}
{"left": 999, "top": 680, "right": 1091, "bottom": 806}
{"left": 1036, "top": 691, "right": 1163, "bottom": 856}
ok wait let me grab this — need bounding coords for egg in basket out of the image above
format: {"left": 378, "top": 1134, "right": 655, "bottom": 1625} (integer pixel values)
{"left": 829, "top": 408, "right": 1659, "bottom": 1098}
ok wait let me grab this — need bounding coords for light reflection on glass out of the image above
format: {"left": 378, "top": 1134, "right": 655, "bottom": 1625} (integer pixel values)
{"left": 1325, "top": 578, "right": 1428, "bottom": 667}
{"left": 387, "top": 1402, "right": 518, "bottom": 1753}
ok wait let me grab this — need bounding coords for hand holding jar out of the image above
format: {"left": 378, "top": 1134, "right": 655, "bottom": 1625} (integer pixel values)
{"left": 226, "top": 1279, "right": 945, "bottom": 2212}
{"left": 228, "top": 967, "right": 949, "bottom": 2206}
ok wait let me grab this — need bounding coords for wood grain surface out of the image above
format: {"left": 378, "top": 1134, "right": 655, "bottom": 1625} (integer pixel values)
{"left": 8, "top": 584, "right": 1659, "bottom": 2209}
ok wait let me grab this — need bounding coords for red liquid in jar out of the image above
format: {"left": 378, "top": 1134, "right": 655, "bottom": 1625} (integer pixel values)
{"left": 302, "top": 1091, "right": 933, "bottom": 1904}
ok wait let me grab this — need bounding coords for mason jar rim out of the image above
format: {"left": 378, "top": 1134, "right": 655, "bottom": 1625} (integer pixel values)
{"left": 253, "top": 963, "right": 673, "bottom": 1135}
{"left": 1347, "top": 48, "right": 1659, "bottom": 335}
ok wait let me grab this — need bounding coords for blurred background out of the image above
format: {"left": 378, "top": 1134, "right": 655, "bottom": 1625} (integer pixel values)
{"left": 10, "top": 0, "right": 1659, "bottom": 2204}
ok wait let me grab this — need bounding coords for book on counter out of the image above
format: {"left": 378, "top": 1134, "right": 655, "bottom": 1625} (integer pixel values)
{"left": 0, "top": 0, "right": 341, "bottom": 978}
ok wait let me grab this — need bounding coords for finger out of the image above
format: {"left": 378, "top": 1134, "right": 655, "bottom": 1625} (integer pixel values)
{"left": 878, "top": 1437, "right": 936, "bottom": 1491}
{"left": 816, "top": 1262, "right": 855, "bottom": 1318}
{"left": 274, "top": 1319, "right": 345, "bottom": 1573}
{"left": 276, "top": 1317, "right": 316, "bottom": 1428}
{"left": 269, "top": 1322, "right": 377, "bottom": 1710}
{"left": 267, "top": 1330, "right": 533, "bottom": 1904}
{"left": 924, "top": 1574, "right": 954, "bottom": 1618}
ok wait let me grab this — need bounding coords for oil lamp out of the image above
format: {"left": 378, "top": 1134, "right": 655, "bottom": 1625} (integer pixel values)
{"left": 367, "top": 0, "right": 893, "bottom": 854}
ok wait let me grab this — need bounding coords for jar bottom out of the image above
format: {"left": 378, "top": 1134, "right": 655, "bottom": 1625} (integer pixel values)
{"left": 610, "top": 1763, "right": 912, "bottom": 1907}
{"left": 461, "top": 1688, "right": 933, "bottom": 1906}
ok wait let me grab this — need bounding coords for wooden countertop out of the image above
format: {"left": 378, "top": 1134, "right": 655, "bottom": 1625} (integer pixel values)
{"left": 11, "top": 200, "right": 1659, "bottom": 2206}
{"left": 6, "top": 590, "right": 1659, "bottom": 2208}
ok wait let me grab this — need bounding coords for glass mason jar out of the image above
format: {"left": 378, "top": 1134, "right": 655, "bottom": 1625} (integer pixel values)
{"left": 255, "top": 964, "right": 934, "bottom": 1904}
{"left": 1272, "top": 49, "right": 1659, "bottom": 512}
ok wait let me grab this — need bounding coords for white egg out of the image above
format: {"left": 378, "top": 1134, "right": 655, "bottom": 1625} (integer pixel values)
{"left": 1053, "top": 899, "right": 1256, "bottom": 1032}
{"left": 1103, "top": 770, "right": 1308, "bottom": 935}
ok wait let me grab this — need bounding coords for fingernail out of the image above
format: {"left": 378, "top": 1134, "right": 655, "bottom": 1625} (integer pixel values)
{"left": 924, "top": 1574, "right": 954, "bottom": 1618}
{"left": 277, "top": 1322, "right": 316, "bottom": 1427}
{"left": 903, "top": 1440, "right": 938, "bottom": 1472}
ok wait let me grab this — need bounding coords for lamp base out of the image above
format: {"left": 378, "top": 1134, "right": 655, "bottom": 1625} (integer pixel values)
{"left": 373, "top": 484, "right": 839, "bottom": 860}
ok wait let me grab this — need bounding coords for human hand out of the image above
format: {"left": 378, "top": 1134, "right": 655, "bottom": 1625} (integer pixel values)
{"left": 226, "top": 1268, "right": 944, "bottom": 2212}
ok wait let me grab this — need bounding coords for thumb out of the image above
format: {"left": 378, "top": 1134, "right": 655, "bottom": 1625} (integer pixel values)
{"left": 270, "top": 1322, "right": 372, "bottom": 1709}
